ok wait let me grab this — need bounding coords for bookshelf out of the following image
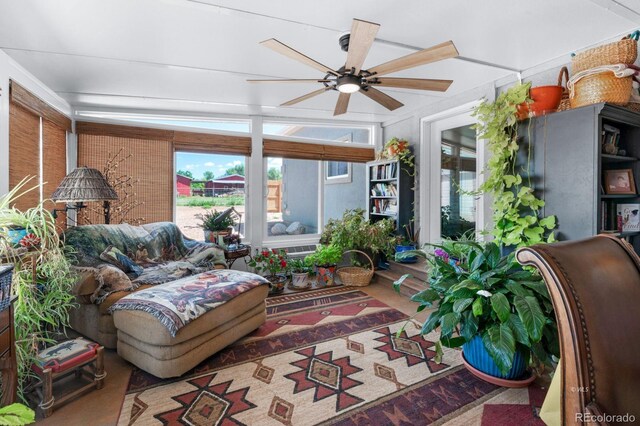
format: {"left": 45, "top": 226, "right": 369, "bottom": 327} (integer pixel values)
{"left": 366, "top": 159, "right": 414, "bottom": 234}
{"left": 521, "top": 103, "right": 640, "bottom": 252}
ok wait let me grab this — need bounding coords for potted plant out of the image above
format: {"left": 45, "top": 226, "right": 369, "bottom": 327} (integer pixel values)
{"left": 305, "top": 245, "right": 341, "bottom": 287}
{"left": 472, "top": 82, "right": 557, "bottom": 249}
{"left": 0, "top": 178, "right": 77, "bottom": 399}
{"left": 248, "top": 248, "right": 289, "bottom": 294}
{"left": 395, "top": 239, "right": 559, "bottom": 385}
{"left": 288, "top": 257, "right": 310, "bottom": 289}
{"left": 384, "top": 137, "right": 415, "bottom": 172}
{"left": 321, "top": 209, "right": 396, "bottom": 265}
{"left": 198, "top": 209, "right": 236, "bottom": 243}
{"left": 395, "top": 221, "right": 420, "bottom": 263}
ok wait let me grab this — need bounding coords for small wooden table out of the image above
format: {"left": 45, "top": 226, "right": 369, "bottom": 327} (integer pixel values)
{"left": 224, "top": 244, "right": 252, "bottom": 268}
{"left": 0, "top": 296, "right": 18, "bottom": 406}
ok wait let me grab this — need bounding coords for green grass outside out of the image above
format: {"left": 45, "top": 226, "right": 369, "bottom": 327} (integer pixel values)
{"left": 176, "top": 196, "right": 245, "bottom": 207}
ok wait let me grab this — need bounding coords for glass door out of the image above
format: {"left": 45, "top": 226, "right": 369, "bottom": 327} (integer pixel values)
{"left": 423, "top": 108, "right": 486, "bottom": 244}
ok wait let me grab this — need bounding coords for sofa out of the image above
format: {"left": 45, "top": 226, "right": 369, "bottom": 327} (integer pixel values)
{"left": 64, "top": 222, "right": 228, "bottom": 348}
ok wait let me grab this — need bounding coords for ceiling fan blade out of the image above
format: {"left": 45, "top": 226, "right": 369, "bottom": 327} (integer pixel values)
{"left": 281, "top": 87, "right": 332, "bottom": 107}
{"left": 370, "top": 77, "right": 453, "bottom": 92}
{"left": 344, "top": 19, "right": 380, "bottom": 74}
{"left": 260, "top": 39, "right": 338, "bottom": 75}
{"left": 360, "top": 87, "right": 404, "bottom": 111}
{"left": 247, "top": 79, "right": 331, "bottom": 83}
{"left": 334, "top": 93, "right": 351, "bottom": 116}
{"left": 368, "top": 41, "right": 459, "bottom": 77}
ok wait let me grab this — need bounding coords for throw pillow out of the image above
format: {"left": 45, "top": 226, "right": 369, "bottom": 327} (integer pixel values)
{"left": 99, "top": 245, "right": 143, "bottom": 278}
{"left": 90, "top": 264, "right": 138, "bottom": 304}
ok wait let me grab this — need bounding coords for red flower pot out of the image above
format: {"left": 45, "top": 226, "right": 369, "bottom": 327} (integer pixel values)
{"left": 516, "top": 85, "right": 563, "bottom": 120}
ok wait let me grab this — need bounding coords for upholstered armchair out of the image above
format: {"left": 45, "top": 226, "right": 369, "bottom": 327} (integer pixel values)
{"left": 516, "top": 235, "right": 640, "bottom": 425}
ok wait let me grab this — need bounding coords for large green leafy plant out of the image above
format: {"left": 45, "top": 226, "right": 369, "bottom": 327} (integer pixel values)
{"left": 0, "top": 179, "right": 77, "bottom": 399}
{"left": 305, "top": 244, "right": 342, "bottom": 266}
{"left": 395, "top": 239, "right": 559, "bottom": 375}
{"left": 473, "top": 82, "right": 556, "bottom": 247}
{"left": 321, "top": 209, "right": 396, "bottom": 256}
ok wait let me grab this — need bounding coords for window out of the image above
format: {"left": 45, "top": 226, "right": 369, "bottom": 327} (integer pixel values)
{"left": 265, "top": 157, "right": 318, "bottom": 238}
{"left": 175, "top": 152, "right": 246, "bottom": 241}
{"left": 263, "top": 123, "right": 371, "bottom": 145}
{"left": 262, "top": 122, "right": 373, "bottom": 240}
{"left": 325, "top": 161, "right": 351, "bottom": 184}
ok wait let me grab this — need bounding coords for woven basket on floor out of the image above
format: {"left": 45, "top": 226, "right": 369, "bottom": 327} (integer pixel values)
{"left": 557, "top": 66, "right": 571, "bottom": 111}
{"left": 336, "top": 250, "right": 374, "bottom": 287}
{"left": 570, "top": 71, "right": 633, "bottom": 109}
{"left": 572, "top": 37, "right": 637, "bottom": 74}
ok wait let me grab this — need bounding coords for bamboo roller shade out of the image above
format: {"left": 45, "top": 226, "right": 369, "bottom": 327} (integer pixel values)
{"left": 9, "top": 104, "right": 40, "bottom": 211}
{"left": 76, "top": 121, "right": 252, "bottom": 156}
{"left": 10, "top": 80, "right": 71, "bottom": 132}
{"left": 43, "top": 120, "right": 68, "bottom": 230}
{"left": 77, "top": 133, "right": 174, "bottom": 225}
{"left": 263, "top": 139, "right": 375, "bottom": 162}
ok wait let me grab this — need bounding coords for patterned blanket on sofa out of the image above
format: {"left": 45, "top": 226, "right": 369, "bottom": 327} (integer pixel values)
{"left": 109, "top": 270, "right": 269, "bottom": 337}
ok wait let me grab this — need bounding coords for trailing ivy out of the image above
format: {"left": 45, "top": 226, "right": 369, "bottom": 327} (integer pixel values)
{"left": 472, "top": 82, "right": 557, "bottom": 247}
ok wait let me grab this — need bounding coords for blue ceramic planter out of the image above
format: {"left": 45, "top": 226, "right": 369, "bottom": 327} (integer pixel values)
{"left": 7, "top": 227, "right": 27, "bottom": 245}
{"left": 395, "top": 245, "right": 417, "bottom": 263}
{"left": 462, "top": 335, "right": 527, "bottom": 380}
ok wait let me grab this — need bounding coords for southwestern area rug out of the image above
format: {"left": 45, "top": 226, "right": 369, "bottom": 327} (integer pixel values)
{"left": 118, "top": 287, "right": 546, "bottom": 425}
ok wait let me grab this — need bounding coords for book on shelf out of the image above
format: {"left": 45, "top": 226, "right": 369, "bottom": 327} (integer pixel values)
{"left": 370, "top": 183, "right": 397, "bottom": 197}
{"left": 617, "top": 203, "right": 640, "bottom": 232}
{"left": 370, "top": 162, "right": 398, "bottom": 180}
{"left": 371, "top": 198, "right": 398, "bottom": 215}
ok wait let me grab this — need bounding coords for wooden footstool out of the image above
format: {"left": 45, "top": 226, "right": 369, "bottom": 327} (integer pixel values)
{"left": 31, "top": 337, "right": 105, "bottom": 418}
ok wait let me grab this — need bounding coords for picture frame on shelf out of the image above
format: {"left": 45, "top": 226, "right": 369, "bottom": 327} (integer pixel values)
{"left": 604, "top": 169, "right": 637, "bottom": 195}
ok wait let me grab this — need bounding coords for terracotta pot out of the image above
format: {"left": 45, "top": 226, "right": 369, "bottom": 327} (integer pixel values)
{"left": 516, "top": 85, "right": 563, "bottom": 120}
{"left": 387, "top": 140, "right": 408, "bottom": 157}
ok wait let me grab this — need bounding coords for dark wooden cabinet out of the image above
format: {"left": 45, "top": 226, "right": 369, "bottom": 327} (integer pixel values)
{"left": 522, "top": 103, "right": 640, "bottom": 251}
{"left": 0, "top": 297, "right": 18, "bottom": 406}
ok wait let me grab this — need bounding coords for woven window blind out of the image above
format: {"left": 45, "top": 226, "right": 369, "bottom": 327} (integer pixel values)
{"left": 9, "top": 104, "right": 40, "bottom": 211}
{"left": 173, "top": 130, "right": 251, "bottom": 155}
{"left": 76, "top": 122, "right": 252, "bottom": 156}
{"left": 10, "top": 81, "right": 71, "bottom": 132}
{"left": 42, "top": 120, "right": 68, "bottom": 230}
{"left": 263, "top": 139, "right": 374, "bottom": 162}
{"left": 77, "top": 133, "right": 173, "bottom": 225}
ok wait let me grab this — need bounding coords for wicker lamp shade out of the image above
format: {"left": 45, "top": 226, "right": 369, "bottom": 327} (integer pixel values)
{"left": 51, "top": 167, "right": 118, "bottom": 202}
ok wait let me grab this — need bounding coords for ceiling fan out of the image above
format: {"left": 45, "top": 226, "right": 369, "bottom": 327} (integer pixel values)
{"left": 248, "top": 18, "right": 459, "bottom": 116}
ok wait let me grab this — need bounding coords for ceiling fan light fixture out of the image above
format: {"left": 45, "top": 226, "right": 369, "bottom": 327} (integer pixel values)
{"left": 336, "top": 74, "right": 361, "bottom": 93}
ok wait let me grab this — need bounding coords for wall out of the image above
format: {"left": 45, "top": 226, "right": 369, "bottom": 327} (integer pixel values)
{"left": 323, "top": 162, "right": 367, "bottom": 224}
{"left": 0, "top": 49, "right": 72, "bottom": 195}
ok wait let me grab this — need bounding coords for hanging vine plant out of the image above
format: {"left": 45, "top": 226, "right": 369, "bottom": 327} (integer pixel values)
{"left": 472, "top": 82, "right": 557, "bottom": 247}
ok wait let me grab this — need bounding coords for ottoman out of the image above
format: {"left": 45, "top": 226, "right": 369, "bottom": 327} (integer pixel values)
{"left": 112, "top": 283, "right": 268, "bottom": 378}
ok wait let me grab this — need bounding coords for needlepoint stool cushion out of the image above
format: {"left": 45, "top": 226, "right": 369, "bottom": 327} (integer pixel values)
{"left": 33, "top": 338, "right": 100, "bottom": 374}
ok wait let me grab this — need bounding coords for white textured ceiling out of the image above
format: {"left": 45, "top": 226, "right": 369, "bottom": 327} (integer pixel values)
{"left": 1, "top": 0, "right": 639, "bottom": 122}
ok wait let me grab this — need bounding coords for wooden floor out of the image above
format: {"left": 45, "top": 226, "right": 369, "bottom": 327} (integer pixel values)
{"left": 36, "top": 280, "right": 431, "bottom": 425}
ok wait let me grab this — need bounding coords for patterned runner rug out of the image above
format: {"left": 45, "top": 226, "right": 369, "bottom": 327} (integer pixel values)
{"left": 118, "top": 287, "right": 546, "bottom": 425}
